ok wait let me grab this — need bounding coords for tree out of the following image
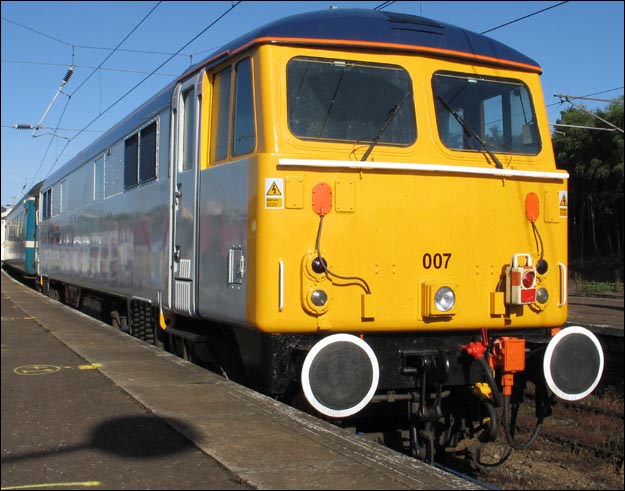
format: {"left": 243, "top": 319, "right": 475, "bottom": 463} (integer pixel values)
{"left": 552, "top": 97, "right": 624, "bottom": 278}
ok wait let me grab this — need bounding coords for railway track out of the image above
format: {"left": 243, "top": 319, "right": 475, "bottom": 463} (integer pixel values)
{"left": 546, "top": 390, "right": 624, "bottom": 462}
{"left": 596, "top": 333, "right": 625, "bottom": 394}
{"left": 412, "top": 385, "right": 625, "bottom": 490}
{"left": 352, "top": 340, "right": 624, "bottom": 489}
{"left": 541, "top": 431, "right": 624, "bottom": 462}
{"left": 552, "top": 394, "right": 624, "bottom": 420}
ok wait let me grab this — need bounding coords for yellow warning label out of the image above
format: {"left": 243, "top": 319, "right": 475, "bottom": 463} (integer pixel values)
{"left": 267, "top": 182, "right": 282, "bottom": 196}
{"left": 559, "top": 190, "right": 568, "bottom": 219}
{"left": 265, "top": 178, "right": 284, "bottom": 209}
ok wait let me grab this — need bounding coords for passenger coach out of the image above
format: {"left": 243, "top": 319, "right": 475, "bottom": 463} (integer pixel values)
{"left": 3, "top": 181, "right": 42, "bottom": 278}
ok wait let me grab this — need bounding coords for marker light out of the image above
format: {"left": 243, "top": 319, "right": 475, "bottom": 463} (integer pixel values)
{"left": 311, "top": 257, "right": 327, "bottom": 274}
{"left": 522, "top": 271, "right": 536, "bottom": 288}
{"left": 525, "top": 192, "right": 539, "bottom": 223}
{"left": 536, "top": 288, "right": 549, "bottom": 304}
{"left": 536, "top": 259, "right": 549, "bottom": 274}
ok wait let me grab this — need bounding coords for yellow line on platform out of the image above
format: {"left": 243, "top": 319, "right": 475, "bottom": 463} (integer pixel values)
{"left": 2, "top": 481, "right": 101, "bottom": 490}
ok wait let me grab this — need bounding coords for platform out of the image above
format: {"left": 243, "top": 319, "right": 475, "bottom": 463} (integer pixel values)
{"left": 1, "top": 270, "right": 482, "bottom": 490}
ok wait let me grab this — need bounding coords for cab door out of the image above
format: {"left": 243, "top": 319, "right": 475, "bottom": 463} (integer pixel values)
{"left": 170, "top": 76, "right": 201, "bottom": 316}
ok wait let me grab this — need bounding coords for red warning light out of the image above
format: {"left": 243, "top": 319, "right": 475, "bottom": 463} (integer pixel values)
{"left": 522, "top": 271, "right": 535, "bottom": 288}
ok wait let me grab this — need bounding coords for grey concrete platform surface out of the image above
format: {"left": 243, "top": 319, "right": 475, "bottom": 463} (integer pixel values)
{"left": 1, "top": 270, "right": 482, "bottom": 490}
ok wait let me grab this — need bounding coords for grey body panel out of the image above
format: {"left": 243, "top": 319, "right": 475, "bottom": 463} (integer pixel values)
{"left": 196, "top": 159, "right": 249, "bottom": 325}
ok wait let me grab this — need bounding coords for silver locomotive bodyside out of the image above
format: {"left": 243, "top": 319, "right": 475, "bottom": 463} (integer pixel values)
{"left": 39, "top": 107, "right": 172, "bottom": 306}
{"left": 196, "top": 158, "right": 249, "bottom": 326}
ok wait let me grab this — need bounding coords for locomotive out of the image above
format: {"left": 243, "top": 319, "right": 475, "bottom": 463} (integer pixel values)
{"left": 3, "top": 8, "right": 604, "bottom": 465}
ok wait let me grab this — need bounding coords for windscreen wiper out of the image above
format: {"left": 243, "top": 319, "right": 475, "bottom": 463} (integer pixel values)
{"left": 361, "top": 92, "right": 412, "bottom": 162}
{"left": 437, "top": 96, "right": 503, "bottom": 169}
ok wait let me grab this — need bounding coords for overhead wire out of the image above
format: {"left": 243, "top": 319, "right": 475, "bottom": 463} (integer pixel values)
{"left": 40, "top": 1, "right": 243, "bottom": 182}
{"left": 68, "top": 2, "right": 163, "bottom": 100}
{"left": 1, "top": 16, "right": 73, "bottom": 46}
{"left": 478, "top": 0, "right": 577, "bottom": 136}
{"left": 374, "top": 1, "right": 397, "bottom": 11}
{"left": 3, "top": 5, "right": 184, "bottom": 150}
{"left": 1, "top": 15, "right": 193, "bottom": 59}
{"left": 72, "top": 45, "right": 193, "bottom": 59}
{"left": 3, "top": 3, "right": 175, "bottom": 155}
{"left": 3, "top": 124, "right": 104, "bottom": 133}
{"left": 2, "top": 59, "right": 179, "bottom": 78}
{"left": 480, "top": 1, "right": 569, "bottom": 34}
{"left": 65, "top": 1, "right": 242, "bottom": 143}
{"left": 21, "top": 1, "right": 163, "bottom": 188}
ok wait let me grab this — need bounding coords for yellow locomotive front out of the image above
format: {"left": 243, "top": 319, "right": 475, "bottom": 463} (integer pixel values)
{"left": 253, "top": 48, "right": 569, "bottom": 334}
{"left": 204, "top": 9, "right": 604, "bottom": 462}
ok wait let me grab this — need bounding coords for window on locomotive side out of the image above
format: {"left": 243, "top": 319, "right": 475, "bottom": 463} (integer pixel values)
{"left": 233, "top": 58, "right": 255, "bottom": 157}
{"left": 180, "top": 85, "right": 196, "bottom": 172}
{"left": 211, "top": 67, "right": 232, "bottom": 163}
{"left": 42, "top": 189, "right": 52, "bottom": 219}
{"left": 124, "top": 134, "right": 139, "bottom": 189}
{"left": 124, "top": 120, "right": 158, "bottom": 190}
{"left": 140, "top": 122, "right": 157, "bottom": 181}
{"left": 433, "top": 72, "right": 541, "bottom": 155}
{"left": 287, "top": 57, "right": 416, "bottom": 145}
{"left": 210, "top": 58, "right": 255, "bottom": 163}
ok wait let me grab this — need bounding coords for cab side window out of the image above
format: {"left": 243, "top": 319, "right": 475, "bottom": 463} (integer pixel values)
{"left": 180, "top": 85, "right": 196, "bottom": 172}
{"left": 211, "top": 67, "right": 231, "bottom": 163}
{"left": 233, "top": 58, "right": 255, "bottom": 156}
{"left": 210, "top": 57, "right": 255, "bottom": 163}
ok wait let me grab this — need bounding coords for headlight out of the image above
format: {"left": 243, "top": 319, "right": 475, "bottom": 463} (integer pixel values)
{"left": 422, "top": 282, "right": 457, "bottom": 318}
{"left": 434, "top": 286, "right": 456, "bottom": 312}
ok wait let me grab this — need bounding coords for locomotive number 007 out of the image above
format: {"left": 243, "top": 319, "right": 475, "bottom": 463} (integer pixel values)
{"left": 422, "top": 253, "right": 452, "bottom": 270}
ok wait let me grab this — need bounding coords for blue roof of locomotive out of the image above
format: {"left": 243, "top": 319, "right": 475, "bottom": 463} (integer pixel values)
{"left": 186, "top": 8, "right": 542, "bottom": 76}
{"left": 44, "top": 9, "right": 541, "bottom": 189}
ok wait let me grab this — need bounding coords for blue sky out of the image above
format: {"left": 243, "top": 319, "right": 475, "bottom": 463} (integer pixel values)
{"left": 1, "top": 1, "right": 623, "bottom": 206}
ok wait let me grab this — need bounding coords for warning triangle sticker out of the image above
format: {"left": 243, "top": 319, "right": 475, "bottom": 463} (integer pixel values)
{"left": 267, "top": 181, "right": 282, "bottom": 196}
{"left": 560, "top": 194, "right": 568, "bottom": 207}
